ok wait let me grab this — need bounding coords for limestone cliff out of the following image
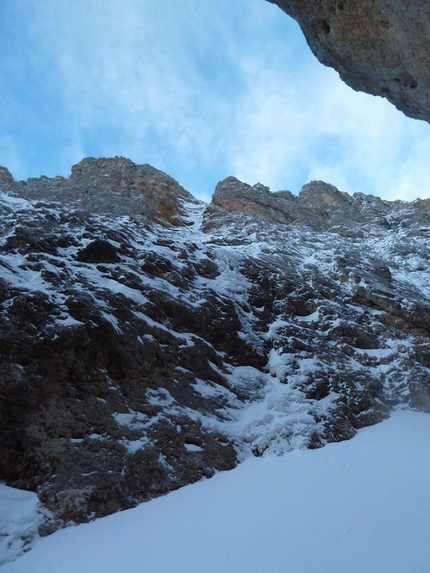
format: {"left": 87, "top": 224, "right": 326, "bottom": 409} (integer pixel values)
{"left": 268, "top": 0, "right": 430, "bottom": 123}
{"left": 0, "top": 158, "right": 429, "bottom": 536}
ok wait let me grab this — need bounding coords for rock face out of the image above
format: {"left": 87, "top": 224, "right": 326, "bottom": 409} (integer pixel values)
{"left": 7, "top": 156, "right": 199, "bottom": 226}
{"left": 268, "top": 0, "right": 430, "bottom": 123}
{"left": 0, "top": 158, "right": 429, "bottom": 533}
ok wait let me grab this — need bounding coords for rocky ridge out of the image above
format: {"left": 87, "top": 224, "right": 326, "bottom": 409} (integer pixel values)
{"left": 268, "top": 0, "right": 430, "bottom": 123}
{"left": 0, "top": 157, "right": 429, "bottom": 554}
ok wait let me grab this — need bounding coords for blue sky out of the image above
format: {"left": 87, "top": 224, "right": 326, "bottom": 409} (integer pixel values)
{"left": 1, "top": 0, "right": 430, "bottom": 202}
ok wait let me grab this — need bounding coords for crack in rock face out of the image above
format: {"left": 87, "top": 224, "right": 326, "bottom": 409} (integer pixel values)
{"left": 0, "top": 158, "right": 429, "bottom": 535}
{"left": 267, "top": 0, "right": 430, "bottom": 122}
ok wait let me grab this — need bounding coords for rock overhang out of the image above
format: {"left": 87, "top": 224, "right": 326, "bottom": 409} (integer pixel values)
{"left": 267, "top": 0, "right": 430, "bottom": 123}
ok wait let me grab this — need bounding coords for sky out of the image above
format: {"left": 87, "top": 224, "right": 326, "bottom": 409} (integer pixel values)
{"left": 2, "top": 410, "right": 430, "bottom": 572}
{"left": 1, "top": 0, "right": 430, "bottom": 203}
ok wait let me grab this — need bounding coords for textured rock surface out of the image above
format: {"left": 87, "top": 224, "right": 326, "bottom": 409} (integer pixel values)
{"left": 4, "top": 156, "right": 199, "bottom": 226}
{"left": 268, "top": 0, "right": 430, "bottom": 122}
{"left": 0, "top": 158, "right": 429, "bottom": 532}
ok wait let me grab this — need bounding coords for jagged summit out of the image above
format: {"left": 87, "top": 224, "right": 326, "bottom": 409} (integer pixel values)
{"left": 0, "top": 157, "right": 201, "bottom": 227}
{"left": 204, "top": 174, "right": 430, "bottom": 235}
{"left": 3, "top": 157, "right": 430, "bottom": 234}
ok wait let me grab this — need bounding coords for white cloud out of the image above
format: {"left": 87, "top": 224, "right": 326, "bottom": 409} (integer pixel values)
{"left": 2, "top": 0, "right": 430, "bottom": 202}
{"left": 224, "top": 51, "right": 430, "bottom": 201}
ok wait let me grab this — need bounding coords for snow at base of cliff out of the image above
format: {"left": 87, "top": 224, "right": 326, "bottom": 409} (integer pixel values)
{"left": 2, "top": 410, "right": 430, "bottom": 573}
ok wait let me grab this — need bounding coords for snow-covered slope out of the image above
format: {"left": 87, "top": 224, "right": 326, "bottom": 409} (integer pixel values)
{"left": 2, "top": 410, "right": 430, "bottom": 573}
{"left": 0, "top": 157, "right": 429, "bottom": 555}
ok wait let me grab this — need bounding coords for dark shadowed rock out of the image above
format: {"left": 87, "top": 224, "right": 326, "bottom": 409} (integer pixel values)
{"left": 76, "top": 239, "right": 120, "bottom": 263}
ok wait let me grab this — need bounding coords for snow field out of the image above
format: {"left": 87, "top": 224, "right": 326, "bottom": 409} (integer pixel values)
{"left": 2, "top": 410, "right": 430, "bottom": 573}
{"left": 0, "top": 486, "right": 47, "bottom": 566}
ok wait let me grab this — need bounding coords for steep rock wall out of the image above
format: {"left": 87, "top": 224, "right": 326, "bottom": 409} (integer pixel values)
{"left": 1, "top": 159, "right": 430, "bottom": 532}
